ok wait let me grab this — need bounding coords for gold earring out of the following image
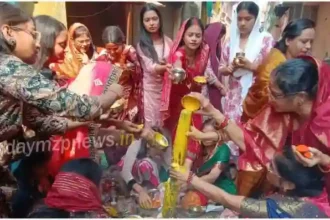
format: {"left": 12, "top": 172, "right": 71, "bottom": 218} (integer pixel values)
{"left": 8, "top": 38, "right": 16, "bottom": 48}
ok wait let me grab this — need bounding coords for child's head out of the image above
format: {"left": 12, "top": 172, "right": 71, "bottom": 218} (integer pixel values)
{"left": 138, "top": 126, "right": 172, "bottom": 160}
{"left": 201, "top": 118, "right": 217, "bottom": 147}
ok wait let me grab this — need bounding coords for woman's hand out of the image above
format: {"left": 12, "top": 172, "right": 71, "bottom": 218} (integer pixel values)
{"left": 140, "top": 127, "right": 156, "bottom": 143}
{"left": 167, "top": 65, "right": 175, "bottom": 80}
{"left": 170, "top": 167, "right": 190, "bottom": 182}
{"left": 221, "top": 64, "right": 236, "bottom": 76}
{"left": 234, "top": 56, "right": 253, "bottom": 71}
{"left": 186, "top": 126, "right": 205, "bottom": 141}
{"left": 292, "top": 145, "right": 330, "bottom": 167}
{"left": 138, "top": 190, "right": 152, "bottom": 209}
{"left": 187, "top": 92, "right": 217, "bottom": 116}
{"left": 119, "top": 121, "right": 142, "bottom": 133}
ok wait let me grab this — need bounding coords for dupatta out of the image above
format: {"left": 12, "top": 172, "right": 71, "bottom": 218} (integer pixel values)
{"left": 228, "top": 1, "right": 272, "bottom": 105}
{"left": 48, "top": 62, "right": 123, "bottom": 176}
{"left": 45, "top": 172, "right": 105, "bottom": 215}
{"left": 160, "top": 18, "right": 209, "bottom": 156}
{"left": 160, "top": 18, "right": 209, "bottom": 122}
{"left": 204, "top": 22, "right": 226, "bottom": 111}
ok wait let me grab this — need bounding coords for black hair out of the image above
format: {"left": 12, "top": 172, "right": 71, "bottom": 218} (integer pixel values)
{"left": 0, "top": 2, "right": 32, "bottom": 53}
{"left": 274, "top": 4, "right": 290, "bottom": 18}
{"left": 13, "top": 151, "right": 52, "bottom": 184}
{"left": 139, "top": 3, "right": 164, "bottom": 63}
{"left": 274, "top": 146, "right": 324, "bottom": 197}
{"left": 72, "top": 25, "right": 90, "bottom": 39}
{"left": 273, "top": 58, "right": 318, "bottom": 99}
{"left": 102, "top": 26, "right": 125, "bottom": 45}
{"left": 33, "top": 15, "right": 66, "bottom": 71}
{"left": 274, "top": 18, "right": 315, "bottom": 54}
{"left": 202, "top": 118, "right": 216, "bottom": 130}
{"left": 180, "top": 17, "right": 204, "bottom": 47}
{"left": 236, "top": 1, "right": 259, "bottom": 18}
{"left": 60, "top": 158, "right": 102, "bottom": 186}
{"left": 137, "top": 126, "right": 172, "bottom": 159}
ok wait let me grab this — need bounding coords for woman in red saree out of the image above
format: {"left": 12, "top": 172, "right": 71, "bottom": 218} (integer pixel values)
{"left": 187, "top": 56, "right": 330, "bottom": 208}
{"left": 160, "top": 17, "right": 209, "bottom": 154}
{"left": 96, "top": 26, "right": 143, "bottom": 123}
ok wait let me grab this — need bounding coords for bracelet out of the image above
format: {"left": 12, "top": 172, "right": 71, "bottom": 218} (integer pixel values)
{"left": 318, "top": 164, "right": 330, "bottom": 173}
{"left": 187, "top": 171, "right": 195, "bottom": 185}
{"left": 214, "top": 117, "right": 229, "bottom": 130}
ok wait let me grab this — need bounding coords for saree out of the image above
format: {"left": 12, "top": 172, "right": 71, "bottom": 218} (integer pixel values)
{"left": 160, "top": 18, "right": 209, "bottom": 153}
{"left": 196, "top": 144, "right": 237, "bottom": 195}
{"left": 239, "top": 56, "right": 330, "bottom": 208}
{"left": 51, "top": 23, "right": 98, "bottom": 81}
{"left": 204, "top": 22, "right": 226, "bottom": 111}
{"left": 240, "top": 194, "right": 328, "bottom": 218}
{"left": 242, "top": 48, "right": 286, "bottom": 121}
{"left": 48, "top": 62, "right": 123, "bottom": 176}
{"left": 96, "top": 45, "right": 143, "bottom": 123}
{"left": 185, "top": 144, "right": 236, "bottom": 206}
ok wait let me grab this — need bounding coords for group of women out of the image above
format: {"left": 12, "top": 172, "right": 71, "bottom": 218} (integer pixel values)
{"left": 0, "top": 0, "right": 330, "bottom": 218}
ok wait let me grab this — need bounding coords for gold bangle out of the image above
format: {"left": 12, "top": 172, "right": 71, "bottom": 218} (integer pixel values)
{"left": 318, "top": 164, "right": 330, "bottom": 173}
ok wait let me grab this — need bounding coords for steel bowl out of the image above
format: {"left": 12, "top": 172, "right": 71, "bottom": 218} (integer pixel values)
{"left": 186, "top": 206, "right": 207, "bottom": 217}
{"left": 171, "top": 67, "right": 186, "bottom": 84}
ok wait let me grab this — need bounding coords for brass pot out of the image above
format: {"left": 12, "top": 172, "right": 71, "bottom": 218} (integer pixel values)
{"left": 110, "top": 98, "right": 125, "bottom": 114}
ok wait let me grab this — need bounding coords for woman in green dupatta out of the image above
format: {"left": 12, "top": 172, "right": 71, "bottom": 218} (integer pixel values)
{"left": 182, "top": 119, "right": 237, "bottom": 208}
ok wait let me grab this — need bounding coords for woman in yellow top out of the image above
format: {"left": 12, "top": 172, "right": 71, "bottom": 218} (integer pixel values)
{"left": 239, "top": 18, "right": 316, "bottom": 197}
{"left": 242, "top": 18, "right": 315, "bottom": 122}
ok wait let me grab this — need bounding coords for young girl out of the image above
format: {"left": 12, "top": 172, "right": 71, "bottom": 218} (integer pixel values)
{"left": 182, "top": 119, "right": 237, "bottom": 208}
{"left": 137, "top": 3, "right": 173, "bottom": 127}
{"left": 119, "top": 127, "right": 172, "bottom": 208}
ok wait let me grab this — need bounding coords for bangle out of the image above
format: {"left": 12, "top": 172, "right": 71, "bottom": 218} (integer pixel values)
{"left": 318, "top": 164, "right": 330, "bottom": 173}
{"left": 214, "top": 117, "right": 229, "bottom": 130}
{"left": 187, "top": 171, "right": 195, "bottom": 185}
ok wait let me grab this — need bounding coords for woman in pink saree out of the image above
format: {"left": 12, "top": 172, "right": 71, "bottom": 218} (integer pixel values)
{"left": 160, "top": 17, "right": 209, "bottom": 155}
{"left": 48, "top": 62, "right": 140, "bottom": 176}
